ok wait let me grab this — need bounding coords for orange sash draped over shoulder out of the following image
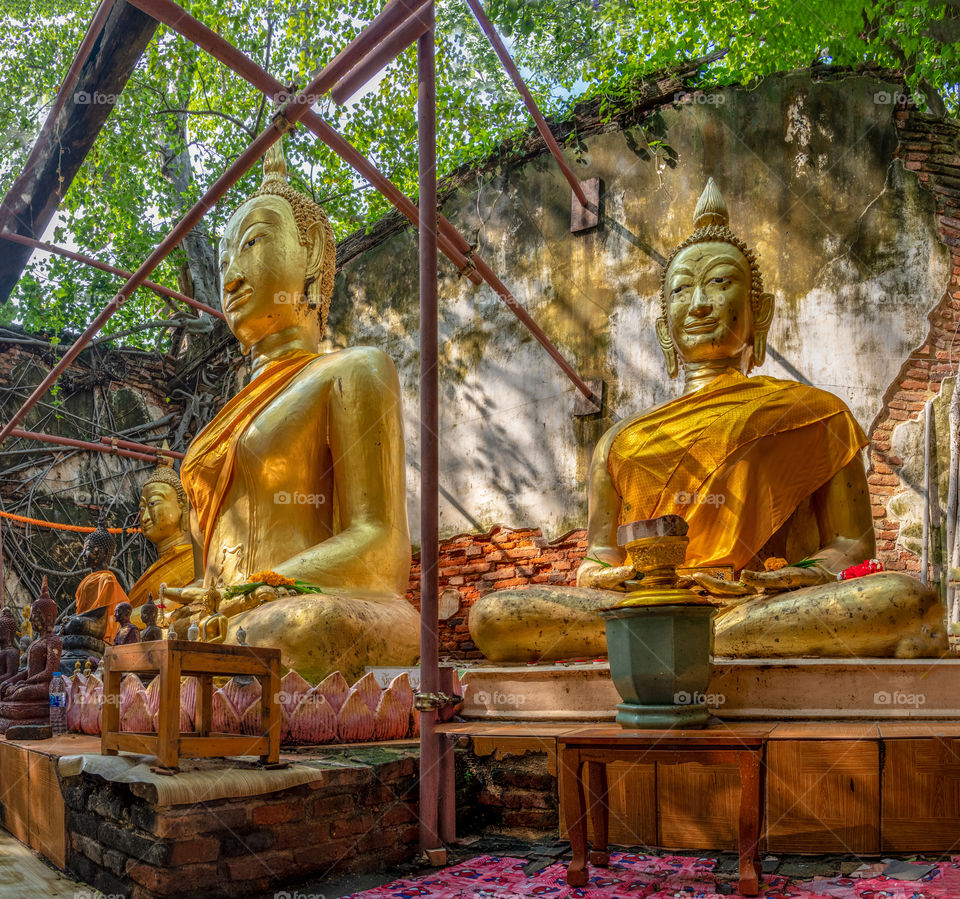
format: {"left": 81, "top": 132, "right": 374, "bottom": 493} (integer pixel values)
{"left": 76, "top": 570, "right": 129, "bottom": 644}
{"left": 181, "top": 350, "right": 318, "bottom": 565}
{"left": 128, "top": 542, "right": 194, "bottom": 609}
{"left": 607, "top": 370, "right": 868, "bottom": 572}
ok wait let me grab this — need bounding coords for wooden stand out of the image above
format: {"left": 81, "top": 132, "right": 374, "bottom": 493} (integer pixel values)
{"left": 101, "top": 640, "right": 281, "bottom": 770}
{"left": 559, "top": 726, "right": 768, "bottom": 896}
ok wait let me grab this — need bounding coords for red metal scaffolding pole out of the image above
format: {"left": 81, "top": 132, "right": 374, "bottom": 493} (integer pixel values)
{"left": 465, "top": 0, "right": 592, "bottom": 211}
{"left": 417, "top": 3, "right": 443, "bottom": 855}
{"left": 98, "top": 436, "right": 185, "bottom": 459}
{"left": 0, "top": 231, "right": 224, "bottom": 320}
{"left": 8, "top": 428, "right": 160, "bottom": 463}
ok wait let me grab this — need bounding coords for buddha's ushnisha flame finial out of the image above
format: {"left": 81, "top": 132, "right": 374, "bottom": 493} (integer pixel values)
{"left": 692, "top": 177, "right": 729, "bottom": 229}
{"left": 262, "top": 141, "right": 288, "bottom": 189}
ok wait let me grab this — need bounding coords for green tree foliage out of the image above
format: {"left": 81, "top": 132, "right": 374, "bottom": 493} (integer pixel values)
{"left": 0, "top": 0, "right": 956, "bottom": 348}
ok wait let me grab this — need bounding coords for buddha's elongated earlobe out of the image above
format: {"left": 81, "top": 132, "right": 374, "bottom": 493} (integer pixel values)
{"left": 656, "top": 315, "right": 679, "bottom": 379}
{"left": 752, "top": 292, "right": 774, "bottom": 368}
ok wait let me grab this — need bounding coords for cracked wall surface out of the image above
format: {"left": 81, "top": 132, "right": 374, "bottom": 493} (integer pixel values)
{"left": 327, "top": 71, "right": 954, "bottom": 542}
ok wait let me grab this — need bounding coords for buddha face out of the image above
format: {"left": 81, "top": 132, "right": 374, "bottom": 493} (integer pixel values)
{"left": 139, "top": 482, "right": 185, "bottom": 546}
{"left": 663, "top": 241, "right": 753, "bottom": 364}
{"left": 219, "top": 195, "right": 316, "bottom": 351}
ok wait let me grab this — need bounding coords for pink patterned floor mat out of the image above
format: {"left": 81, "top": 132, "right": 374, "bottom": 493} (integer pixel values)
{"left": 347, "top": 852, "right": 960, "bottom": 898}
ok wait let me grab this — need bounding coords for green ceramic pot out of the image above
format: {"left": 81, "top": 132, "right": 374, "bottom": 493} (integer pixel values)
{"left": 600, "top": 604, "right": 716, "bottom": 729}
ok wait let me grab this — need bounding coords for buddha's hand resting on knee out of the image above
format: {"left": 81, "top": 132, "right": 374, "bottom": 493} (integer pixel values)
{"left": 577, "top": 564, "right": 637, "bottom": 591}
{"left": 740, "top": 565, "right": 834, "bottom": 593}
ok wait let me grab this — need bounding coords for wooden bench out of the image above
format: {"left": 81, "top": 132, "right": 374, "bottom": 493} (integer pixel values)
{"left": 101, "top": 640, "right": 281, "bottom": 770}
{"left": 558, "top": 725, "right": 769, "bottom": 896}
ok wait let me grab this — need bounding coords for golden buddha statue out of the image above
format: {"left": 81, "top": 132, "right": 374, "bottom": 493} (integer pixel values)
{"left": 470, "top": 179, "right": 948, "bottom": 662}
{"left": 198, "top": 586, "right": 227, "bottom": 644}
{"left": 129, "top": 452, "right": 193, "bottom": 612}
{"left": 165, "top": 140, "right": 418, "bottom": 682}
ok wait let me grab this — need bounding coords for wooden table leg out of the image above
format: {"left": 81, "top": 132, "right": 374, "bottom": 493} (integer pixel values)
{"left": 561, "top": 746, "right": 589, "bottom": 887}
{"left": 586, "top": 759, "right": 609, "bottom": 867}
{"left": 100, "top": 660, "right": 121, "bottom": 756}
{"left": 196, "top": 674, "right": 213, "bottom": 737}
{"left": 738, "top": 749, "right": 761, "bottom": 897}
{"left": 260, "top": 657, "right": 281, "bottom": 764}
{"left": 157, "top": 651, "right": 181, "bottom": 770}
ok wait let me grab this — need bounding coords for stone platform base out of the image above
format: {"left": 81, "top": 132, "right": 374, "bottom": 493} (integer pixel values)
{"left": 443, "top": 717, "right": 960, "bottom": 853}
{"left": 0, "top": 701, "right": 50, "bottom": 734}
{"left": 458, "top": 657, "right": 960, "bottom": 720}
{"left": 0, "top": 734, "right": 420, "bottom": 899}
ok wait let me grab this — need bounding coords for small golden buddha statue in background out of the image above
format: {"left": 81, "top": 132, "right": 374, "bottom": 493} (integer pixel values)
{"left": 198, "top": 586, "right": 227, "bottom": 644}
{"left": 0, "top": 578, "right": 62, "bottom": 732}
{"left": 129, "top": 452, "right": 193, "bottom": 613}
{"left": 76, "top": 514, "right": 129, "bottom": 645}
{"left": 165, "top": 139, "right": 418, "bottom": 681}
{"left": 470, "top": 178, "right": 947, "bottom": 662}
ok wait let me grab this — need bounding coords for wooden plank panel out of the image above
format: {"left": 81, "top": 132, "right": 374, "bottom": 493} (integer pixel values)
{"left": 0, "top": 742, "right": 29, "bottom": 844}
{"left": 770, "top": 723, "right": 880, "bottom": 740}
{"left": 27, "top": 753, "right": 65, "bottom": 869}
{"left": 766, "top": 740, "right": 879, "bottom": 853}
{"left": 659, "top": 762, "right": 740, "bottom": 850}
{"left": 882, "top": 738, "right": 960, "bottom": 852}
{"left": 559, "top": 760, "right": 656, "bottom": 846}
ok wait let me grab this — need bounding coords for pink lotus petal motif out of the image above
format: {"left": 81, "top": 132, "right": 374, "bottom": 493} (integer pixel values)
{"left": 336, "top": 689, "right": 375, "bottom": 742}
{"left": 286, "top": 690, "right": 337, "bottom": 745}
{"left": 318, "top": 670, "right": 349, "bottom": 714}
{"left": 350, "top": 671, "right": 382, "bottom": 713}
{"left": 374, "top": 689, "right": 408, "bottom": 741}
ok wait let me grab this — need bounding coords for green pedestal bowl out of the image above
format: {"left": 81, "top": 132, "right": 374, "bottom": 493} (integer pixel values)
{"left": 600, "top": 603, "right": 717, "bottom": 729}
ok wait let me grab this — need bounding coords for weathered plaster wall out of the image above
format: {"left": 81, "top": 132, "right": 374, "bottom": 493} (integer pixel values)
{"left": 329, "top": 71, "right": 954, "bottom": 543}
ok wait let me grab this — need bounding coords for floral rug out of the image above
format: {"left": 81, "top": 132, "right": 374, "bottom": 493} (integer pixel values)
{"left": 347, "top": 852, "right": 960, "bottom": 898}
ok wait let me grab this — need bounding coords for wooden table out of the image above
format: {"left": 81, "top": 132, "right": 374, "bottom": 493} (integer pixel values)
{"left": 558, "top": 725, "right": 770, "bottom": 896}
{"left": 101, "top": 640, "right": 281, "bottom": 770}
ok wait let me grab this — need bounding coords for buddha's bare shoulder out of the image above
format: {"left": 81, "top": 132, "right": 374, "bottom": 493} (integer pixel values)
{"left": 298, "top": 345, "right": 401, "bottom": 397}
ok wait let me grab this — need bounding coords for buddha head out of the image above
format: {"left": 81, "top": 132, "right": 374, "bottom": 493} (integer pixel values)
{"left": 139, "top": 453, "right": 189, "bottom": 550}
{"left": 219, "top": 139, "right": 336, "bottom": 354}
{"left": 114, "top": 602, "right": 133, "bottom": 625}
{"left": 657, "top": 178, "right": 774, "bottom": 379}
{"left": 81, "top": 513, "right": 116, "bottom": 571}
{"left": 31, "top": 578, "right": 57, "bottom": 636}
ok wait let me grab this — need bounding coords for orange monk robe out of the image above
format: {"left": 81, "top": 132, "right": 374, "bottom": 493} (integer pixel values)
{"left": 607, "top": 369, "right": 868, "bottom": 573}
{"left": 128, "top": 542, "right": 194, "bottom": 610}
{"left": 75, "top": 570, "right": 130, "bottom": 645}
{"left": 181, "top": 350, "right": 318, "bottom": 566}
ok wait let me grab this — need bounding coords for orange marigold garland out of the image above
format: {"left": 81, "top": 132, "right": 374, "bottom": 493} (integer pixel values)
{"left": 223, "top": 570, "right": 323, "bottom": 598}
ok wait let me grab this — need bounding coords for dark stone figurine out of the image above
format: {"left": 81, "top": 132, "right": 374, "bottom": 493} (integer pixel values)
{"left": 0, "top": 577, "right": 63, "bottom": 737}
{"left": 113, "top": 602, "right": 141, "bottom": 645}
{"left": 140, "top": 594, "right": 163, "bottom": 642}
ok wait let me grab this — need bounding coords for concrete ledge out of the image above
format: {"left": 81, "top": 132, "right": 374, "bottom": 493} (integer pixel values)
{"left": 459, "top": 657, "right": 960, "bottom": 720}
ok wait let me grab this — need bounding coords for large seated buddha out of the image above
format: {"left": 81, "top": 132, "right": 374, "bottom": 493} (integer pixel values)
{"left": 469, "top": 179, "right": 948, "bottom": 662}
{"left": 165, "top": 141, "right": 419, "bottom": 682}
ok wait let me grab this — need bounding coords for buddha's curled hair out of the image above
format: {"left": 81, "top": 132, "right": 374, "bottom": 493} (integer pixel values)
{"left": 256, "top": 141, "right": 336, "bottom": 337}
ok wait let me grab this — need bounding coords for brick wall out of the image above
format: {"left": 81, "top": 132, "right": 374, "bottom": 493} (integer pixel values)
{"left": 869, "top": 104, "right": 960, "bottom": 573}
{"left": 62, "top": 746, "right": 419, "bottom": 899}
{"left": 405, "top": 526, "right": 588, "bottom": 661}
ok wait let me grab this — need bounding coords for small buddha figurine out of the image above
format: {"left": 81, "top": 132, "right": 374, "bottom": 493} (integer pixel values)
{"left": 164, "top": 138, "right": 418, "bottom": 681}
{"left": 0, "top": 609, "right": 20, "bottom": 691}
{"left": 469, "top": 179, "right": 948, "bottom": 661}
{"left": 129, "top": 452, "right": 193, "bottom": 613}
{"left": 113, "top": 603, "right": 141, "bottom": 645}
{"left": 76, "top": 513, "right": 130, "bottom": 644}
{"left": 0, "top": 578, "right": 63, "bottom": 732}
{"left": 140, "top": 595, "right": 163, "bottom": 642}
{"left": 198, "top": 586, "right": 227, "bottom": 644}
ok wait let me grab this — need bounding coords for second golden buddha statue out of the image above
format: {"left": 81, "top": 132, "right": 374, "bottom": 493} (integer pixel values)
{"left": 469, "top": 179, "right": 948, "bottom": 662}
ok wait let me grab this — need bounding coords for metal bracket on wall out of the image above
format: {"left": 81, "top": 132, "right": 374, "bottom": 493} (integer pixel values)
{"left": 571, "top": 177, "right": 601, "bottom": 233}
{"left": 573, "top": 379, "right": 605, "bottom": 417}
